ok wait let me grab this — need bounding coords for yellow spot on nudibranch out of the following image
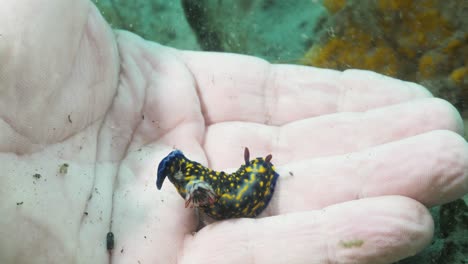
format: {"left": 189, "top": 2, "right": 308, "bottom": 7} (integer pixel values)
{"left": 258, "top": 166, "right": 266, "bottom": 173}
{"left": 250, "top": 173, "right": 256, "bottom": 180}
{"left": 250, "top": 202, "right": 265, "bottom": 214}
{"left": 236, "top": 185, "right": 249, "bottom": 200}
{"left": 184, "top": 176, "right": 196, "bottom": 181}
{"left": 221, "top": 193, "right": 235, "bottom": 200}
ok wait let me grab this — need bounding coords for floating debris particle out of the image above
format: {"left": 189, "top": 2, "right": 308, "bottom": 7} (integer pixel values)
{"left": 33, "top": 173, "right": 41, "bottom": 179}
{"left": 289, "top": 171, "right": 294, "bottom": 176}
{"left": 340, "top": 239, "right": 364, "bottom": 248}
{"left": 68, "top": 114, "right": 72, "bottom": 123}
{"left": 84, "top": 212, "right": 89, "bottom": 216}
{"left": 16, "top": 201, "right": 24, "bottom": 206}
{"left": 106, "top": 232, "right": 114, "bottom": 250}
{"left": 120, "top": 248, "right": 124, "bottom": 253}
{"left": 59, "top": 163, "right": 69, "bottom": 174}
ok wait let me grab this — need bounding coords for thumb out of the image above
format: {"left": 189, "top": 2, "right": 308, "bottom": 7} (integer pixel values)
{"left": 0, "top": 0, "right": 118, "bottom": 151}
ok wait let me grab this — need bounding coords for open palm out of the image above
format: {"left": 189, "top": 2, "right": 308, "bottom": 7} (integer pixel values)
{"left": 1, "top": 1, "right": 467, "bottom": 264}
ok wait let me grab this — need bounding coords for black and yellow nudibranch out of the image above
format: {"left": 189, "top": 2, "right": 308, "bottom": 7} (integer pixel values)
{"left": 156, "top": 148, "right": 279, "bottom": 220}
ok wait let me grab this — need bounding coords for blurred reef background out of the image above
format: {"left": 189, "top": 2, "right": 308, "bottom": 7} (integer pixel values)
{"left": 93, "top": 0, "right": 467, "bottom": 263}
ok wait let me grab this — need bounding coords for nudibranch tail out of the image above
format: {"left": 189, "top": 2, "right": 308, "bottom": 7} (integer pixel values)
{"left": 264, "top": 161, "right": 279, "bottom": 213}
{"left": 156, "top": 149, "right": 184, "bottom": 189}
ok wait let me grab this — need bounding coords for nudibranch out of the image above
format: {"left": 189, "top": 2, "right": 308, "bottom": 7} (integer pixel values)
{"left": 156, "top": 148, "right": 279, "bottom": 220}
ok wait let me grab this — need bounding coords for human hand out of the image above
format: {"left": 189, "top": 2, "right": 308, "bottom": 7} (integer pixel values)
{"left": 1, "top": 1, "right": 467, "bottom": 264}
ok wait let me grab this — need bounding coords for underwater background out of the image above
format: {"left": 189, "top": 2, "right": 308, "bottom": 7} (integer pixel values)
{"left": 93, "top": 0, "right": 467, "bottom": 263}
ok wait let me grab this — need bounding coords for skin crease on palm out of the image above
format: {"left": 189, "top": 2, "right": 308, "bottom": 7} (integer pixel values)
{"left": 0, "top": 0, "right": 467, "bottom": 264}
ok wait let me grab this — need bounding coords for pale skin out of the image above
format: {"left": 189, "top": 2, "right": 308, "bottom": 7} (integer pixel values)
{"left": 0, "top": 1, "right": 467, "bottom": 264}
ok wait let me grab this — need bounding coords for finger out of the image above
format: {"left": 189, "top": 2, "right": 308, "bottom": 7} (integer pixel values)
{"left": 179, "top": 51, "right": 432, "bottom": 125}
{"left": 269, "top": 130, "right": 468, "bottom": 215}
{"left": 203, "top": 98, "right": 462, "bottom": 168}
{"left": 180, "top": 196, "right": 433, "bottom": 264}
